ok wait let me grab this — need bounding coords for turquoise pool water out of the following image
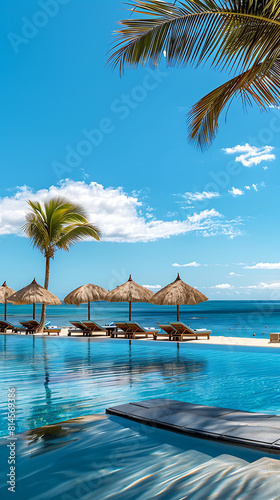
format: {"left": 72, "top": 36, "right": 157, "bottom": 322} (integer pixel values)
{"left": 1, "top": 415, "right": 280, "bottom": 499}
{"left": 1, "top": 335, "right": 280, "bottom": 437}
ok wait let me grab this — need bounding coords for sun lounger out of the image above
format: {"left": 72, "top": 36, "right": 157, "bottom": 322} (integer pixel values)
{"left": 20, "top": 321, "right": 38, "bottom": 334}
{"left": 42, "top": 328, "right": 61, "bottom": 336}
{"left": 153, "top": 324, "right": 179, "bottom": 340}
{"left": 68, "top": 321, "right": 91, "bottom": 336}
{"left": 18, "top": 320, "right": 61, "bottom": 335}
{"left": 123, "top": 322, "right": 159, "bottom": 339}
{"left": 82, "top": 321, "right": 107, "bottom": 334}
{"left": 68, "top": 321, "right": 105, "bottom": 336}
{"left": 170, "top": 322, "right": 211, "bottom": 341}
{"left": 111, "top": 322, "right": 132, "bottom": 338}
{"left": 29, "top": 320, "right": 61, "bottom": 335}
{"left": 20, "top": 321, "right": 32, "bottom": 328}
{"left": 0, "top": 321, "right": 23, "bottom": 333}
{"left": 28, "top": 320, "right": 40, "bottom": 330}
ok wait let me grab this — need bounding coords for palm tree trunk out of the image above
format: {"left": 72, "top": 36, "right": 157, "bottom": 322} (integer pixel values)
{"left": 37, "top": 256, "right": 50, "bottom": 333}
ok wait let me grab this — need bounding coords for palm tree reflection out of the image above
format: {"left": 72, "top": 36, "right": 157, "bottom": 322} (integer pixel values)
{"left": 43, "top": 337, "right": 52, "bottom": 407}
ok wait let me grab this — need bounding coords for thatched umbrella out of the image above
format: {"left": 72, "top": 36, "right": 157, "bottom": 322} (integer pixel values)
{"left": 106, "top": 275, "right": 153, "bottom": 321}
{"left": 152, "top": 273, "right": 208, "bottom": 321}
{"left": 0, "top": 281, "right": 15, "bottom": 321}
{"left": 64, "top": 284, "right": 107, "bottom": 320}
{"left": 8, "top": 279, "right": 61, "bottom": 320}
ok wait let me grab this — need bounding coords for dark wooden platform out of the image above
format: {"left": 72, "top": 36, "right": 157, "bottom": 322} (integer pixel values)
{"left": 106, "top": 399, "right": 280, "bottom": 454}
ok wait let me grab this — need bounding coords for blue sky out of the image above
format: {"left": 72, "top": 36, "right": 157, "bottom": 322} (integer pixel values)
{"left": 1, "top": 0, "right": 280, "bottom": 299}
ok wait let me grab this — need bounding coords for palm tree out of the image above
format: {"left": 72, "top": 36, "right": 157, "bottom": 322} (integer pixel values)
{"left": 108, "top": 0, "right": 280, "bottom": 149}
{"left": 23, "top": 197, "right": 100, "bottom": 332}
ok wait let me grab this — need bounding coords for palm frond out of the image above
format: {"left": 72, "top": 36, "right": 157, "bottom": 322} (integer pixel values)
{"left": 23, "top": 198, "right": 100, "bottom": 255}
{"left": 22, "top": 202, "right": 50, "bottom": 252}
{"left": 108, "top": 0, "right": 280, "bottom": 75}
{"left": 188, "top": 58, "right": 280, "bottom": 149}
{"left": 44, "top": 198, "right": 88, "bottom": 242}
{"left": 109, "top": 0, "right": 280, "bottom": 146}
{"left": 56, "top": 224, "right": 100, "bottom": 251}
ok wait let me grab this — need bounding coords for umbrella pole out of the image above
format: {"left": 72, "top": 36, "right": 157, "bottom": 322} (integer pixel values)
{"left": 177, "top": 305, "right": 179, "bottom": 321}
{"left": 33, "top": 303, "right": 35, "bottom": 320}
{"left": 88, "top": 301, "right": 90, "bottom": 321}
{"left": 4, "top": 302, "right": 7, "bottom": 321}
{"left": 129, "top": 302, "right": 131, "bottom": 322}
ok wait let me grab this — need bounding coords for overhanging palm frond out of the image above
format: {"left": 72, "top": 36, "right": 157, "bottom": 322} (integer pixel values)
{"left": 188, "top": 58, "right": 280, "bottom": 149}
{"left": 109, "top": 0, "right": 280, "bottom": 147}
{"left": 108, "top": 0, "right": 280, "bottom": 73}
{"left": 109, "top": 0, "right": 224, "bottom": 72}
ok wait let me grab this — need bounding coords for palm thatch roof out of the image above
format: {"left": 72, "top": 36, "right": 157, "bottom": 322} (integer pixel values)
{"left": 152, "top": 274, "right": 208, "bottom": 305}
{"left": 106, "top": 275, "right": 153, "bottom": 303}
{"left": 8, "top": 279, "right": 61, "bottom": 305}
{"left": 64, "top": 284, "right": 107, "bottom": 305}
{"left": 0, "top": 281, "right": 15, "bottom": 304}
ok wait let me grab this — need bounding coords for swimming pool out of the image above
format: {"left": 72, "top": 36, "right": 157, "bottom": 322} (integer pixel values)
{"left": 1, "top": 334, "right": 280, "bottom": 437}
{"left": 1, "top": 414, "right": 280, "bottom": 500}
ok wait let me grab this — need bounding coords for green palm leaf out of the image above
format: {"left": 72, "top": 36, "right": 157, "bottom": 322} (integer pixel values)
{"left": 56, "top": 224, "right": 100, "bottom": 251}
{"left": 189, "top": 58, "right": 280, "bottom": 148}
{"left": 23, "top": 197, "right": 101, "bottom": 257}
{"left": 108, "top": 0, "right": 280, "bottom": 147}
{"left": 22, "top": 197, "right": 101, "bottom": 332}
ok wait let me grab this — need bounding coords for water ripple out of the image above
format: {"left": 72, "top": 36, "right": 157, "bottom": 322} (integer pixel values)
{"left": 0, "top": 415, "right": 280, "bottom": 500}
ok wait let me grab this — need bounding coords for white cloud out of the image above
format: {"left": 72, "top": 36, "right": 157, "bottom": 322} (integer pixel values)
{"left": 242, "top": 282, "right": 280, "bottom": 290}
{"left": 223, "top": 144, "right": 275, "bottom": 167}
{"left": 229, "top": 187, "right": 244, "bottom": 197}
{"left": 187, "top": 209, "right": 218, "bottom": 222}
{"left": 229, "top": 272, "right": 242, "bottom": 276}
{"left": 245, "top": 262, "right": 280, "bottom": 270}
{"left": 172, "top": 261, "right": 200, "bottom": 268}
{"left": 229, "top": 183, "right": 265, "bottom": 196}
{"left": 0, "top": 180, "right": 242, "bottom": 243}
{"left": 263, "top": 166, "right": 268, "bottom": 170}
{"left": 213, "top": 283, "right": 233, "bottom": 289}
{"left": 182, "top": 191, "right": 220, "bottom": 202}
{"left": 142, "top": 285, "right": 161, "bottom": 290}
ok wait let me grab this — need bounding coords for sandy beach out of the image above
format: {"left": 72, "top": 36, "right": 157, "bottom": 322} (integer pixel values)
{"left": 3, "top": 329, "right": 280, "bottom": 348}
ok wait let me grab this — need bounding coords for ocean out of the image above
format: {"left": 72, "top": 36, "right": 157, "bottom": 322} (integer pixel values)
{"left": 1, "top": 300, "right": 280, "bottom": 338}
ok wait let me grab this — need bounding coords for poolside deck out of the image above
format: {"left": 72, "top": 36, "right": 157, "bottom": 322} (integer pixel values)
{"left": 106, "top": 399, "right": 280, "bottom": 454}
